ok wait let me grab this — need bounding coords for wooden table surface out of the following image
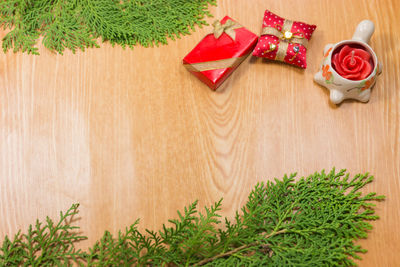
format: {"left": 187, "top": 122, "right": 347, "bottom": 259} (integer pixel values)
{"left": 0, "top": 0, "right": 399, "bottom": 265}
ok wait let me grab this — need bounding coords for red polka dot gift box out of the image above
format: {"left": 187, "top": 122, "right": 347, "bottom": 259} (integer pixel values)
{"left": 183, "top": 16, "right": 258, "bottom": 90}
{"left": 252, "top": 10, "right": 316, "bottom": 69}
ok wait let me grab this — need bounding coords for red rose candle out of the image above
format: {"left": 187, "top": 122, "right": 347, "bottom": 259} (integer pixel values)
{"left": 314, "top": 20, "right": 382, "bottom": 104}
{"left": 331, "top": 44, "right": 373, "bottom": 80}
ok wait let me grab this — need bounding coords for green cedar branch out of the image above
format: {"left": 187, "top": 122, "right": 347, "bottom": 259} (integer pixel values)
{"left": 0, "top": 0, "right": 217, "bottom": 55}
{"left": 0, "top": 169, "right": 385, "bottom": 266}
{"left": 194, "top": 229, "right": 287, "bottom": 266}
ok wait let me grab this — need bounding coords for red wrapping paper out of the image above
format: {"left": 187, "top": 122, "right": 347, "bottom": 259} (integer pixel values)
{"left": 183, "top": 16, "right": 258, "bottom": 90}
{"left": 252, "top": 10, "right": 316, "bottom": 69}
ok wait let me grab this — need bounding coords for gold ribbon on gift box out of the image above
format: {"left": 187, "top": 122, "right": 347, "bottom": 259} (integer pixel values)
{"left": 261, "top": 19, "right": 308, "bottom": 61}
{"left": 184, "top": 53, "right": 250, "bottom": 72}
{"left": 212, "top": 19, "right": 243, "bottom": 41}
{"left": 184, "top": 19, "right": 248, "bottom": 72}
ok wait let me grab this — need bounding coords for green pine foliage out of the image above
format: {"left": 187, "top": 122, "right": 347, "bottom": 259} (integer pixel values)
{"left": 0, "top": 169, "right": 384, "bottom": 266}
{"left": 0, "top": 204, "right": 86, "bottom": 266}
{"left": 0, "top": 0, "right": 216, "bottom": 55}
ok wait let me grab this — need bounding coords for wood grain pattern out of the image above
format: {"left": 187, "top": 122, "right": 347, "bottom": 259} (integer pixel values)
{"left": 0, "top": 0, "right": 399, "bottom": 265}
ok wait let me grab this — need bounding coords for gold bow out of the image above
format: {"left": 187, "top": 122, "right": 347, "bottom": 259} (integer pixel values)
{"left": 212, "top": 19, "right": 242, "bottom": 41}
{"left": 261, "top": 20, "right": 308, "bottom": 61}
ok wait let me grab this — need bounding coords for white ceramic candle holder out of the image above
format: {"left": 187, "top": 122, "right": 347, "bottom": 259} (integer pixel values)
{"left": 314, "top": 20, "right": 382, "bottom": 104}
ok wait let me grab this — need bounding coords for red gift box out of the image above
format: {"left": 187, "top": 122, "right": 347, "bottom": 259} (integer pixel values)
{"left": 252, "top": 10, "right": 316, "bottom": 69}
{"left": 183, "top": 16, "right": 258, "bottom": 90}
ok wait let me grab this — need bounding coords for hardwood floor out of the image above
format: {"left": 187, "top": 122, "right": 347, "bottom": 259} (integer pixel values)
{"left": 0, "top": 0, "right": 399, "bottom": 265}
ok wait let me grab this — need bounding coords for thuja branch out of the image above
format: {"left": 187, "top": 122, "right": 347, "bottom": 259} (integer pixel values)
{"left": 0, "top": 169, "right": 385, "bottom": 266}
{"left": 0, "top": 0, "right": 217, "bottom": 55}
{"left": 0, "top": 204, "right": 87, "bottom": 266}
{"left": 194, "top": 229, "right": 287, "bottom": 266}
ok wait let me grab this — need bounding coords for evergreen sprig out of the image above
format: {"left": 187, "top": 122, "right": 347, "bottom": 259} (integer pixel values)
{"left": 0, "top": 203, "right": 86, "bottom": 266}
{"left": 0, "top": 169, "right": 384, "bottom": 266}
{"left": 0, "top": 0, "right": 216, "bottom": 55}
